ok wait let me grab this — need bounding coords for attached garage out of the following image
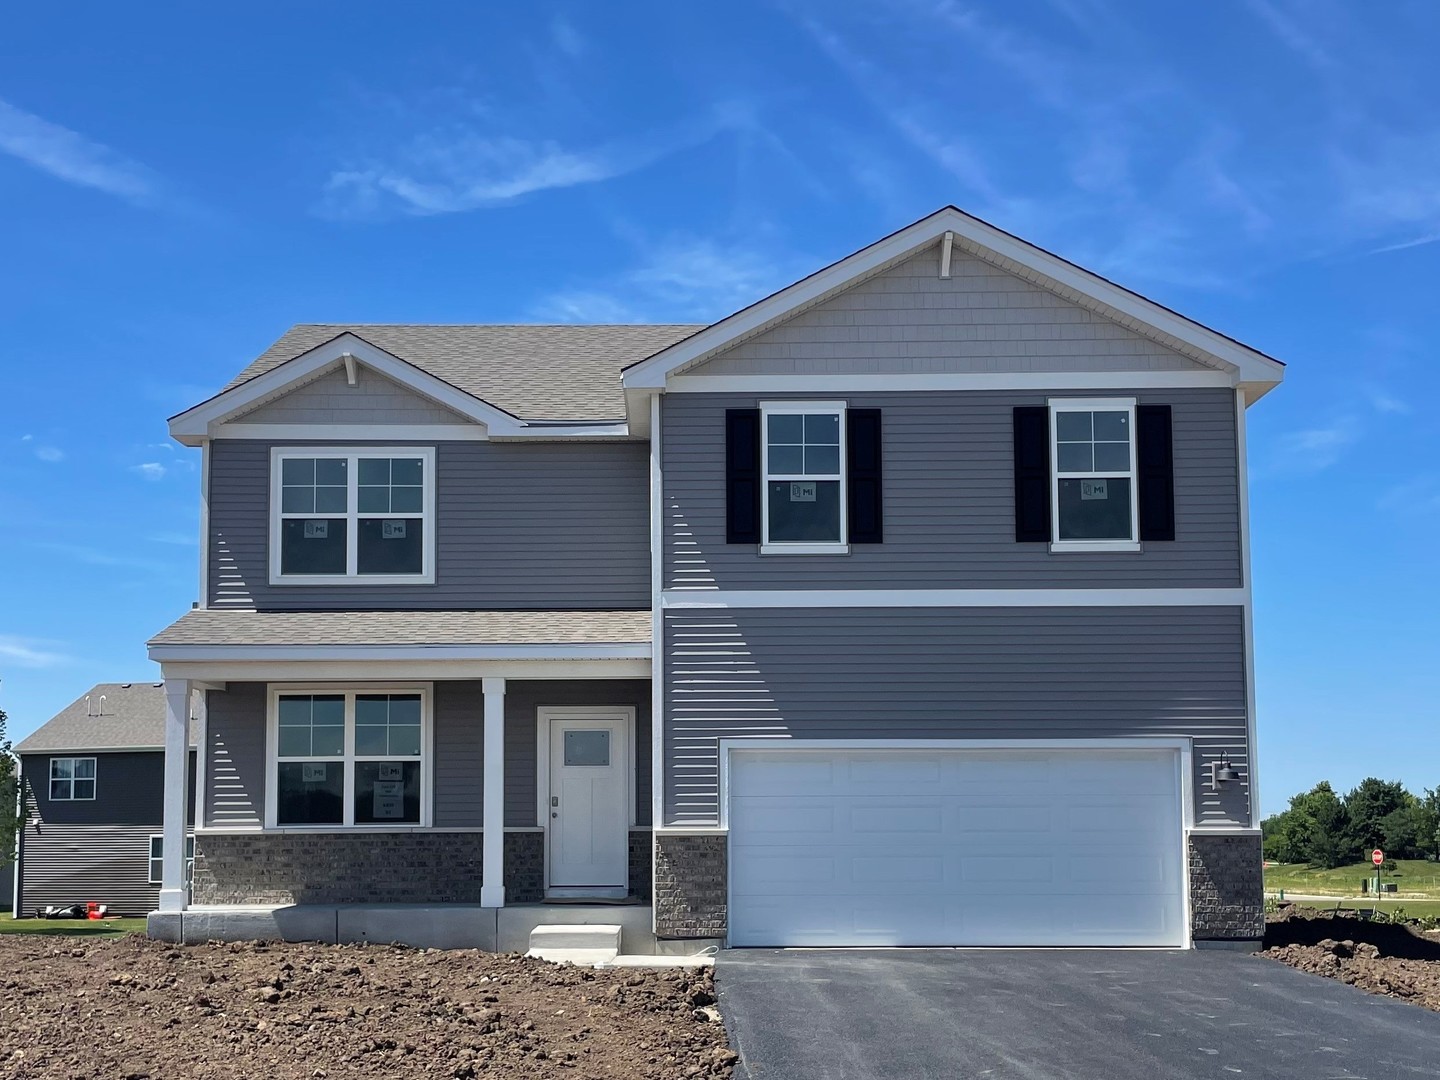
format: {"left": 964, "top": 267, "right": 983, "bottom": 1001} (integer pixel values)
{"left": 727, "top": 744, "right": 1188, "bottom": 948}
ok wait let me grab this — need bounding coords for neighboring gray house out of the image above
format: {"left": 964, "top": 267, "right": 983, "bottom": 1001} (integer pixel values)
{"left": 146, "top": 207, "right": 1283, "bottom": 949}
{"left": 15, "top": 683, "right": 195, "bottom": 916}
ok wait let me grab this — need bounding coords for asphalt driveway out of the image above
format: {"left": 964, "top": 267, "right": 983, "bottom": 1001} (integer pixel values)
{"left": 716, "top": 949, "right": 1440, "bottom": 1079}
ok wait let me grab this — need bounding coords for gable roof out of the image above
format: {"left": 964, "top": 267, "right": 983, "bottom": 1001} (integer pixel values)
{"left": 217, "top": 324, "right": 701, "bottom": 422}
{"left": 15, "top": 682, "right": 195, "bottom": 754}
{"left": 621, "top": 206, "right": 1286, "bottom": 400}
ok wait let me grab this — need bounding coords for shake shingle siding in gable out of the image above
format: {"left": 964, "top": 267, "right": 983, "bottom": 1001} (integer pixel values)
{"left": 235, "top": 365, "right": 471, "bottom": 426}
{"left": 207, "top": 439, "right": 650, "bottom": 609}
{"left": 684, "top": 248, "right": 1214, "bottom": 377}
{"left": 663, "top": 387, "right": 1240, "bottom": 590}
{"left": 663, "top": 606, "right": 1250, "bottom": 829}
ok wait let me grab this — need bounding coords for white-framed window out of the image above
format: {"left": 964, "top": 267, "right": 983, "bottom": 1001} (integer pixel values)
{"left": 269, "top": 447, "right": 436, "bottom": 585}
{"left": 148, "top": 834, "right": 196, "bottom": 886}
{"left": 49, "top": 757, "right": 96, "bottom": 801}
{"left": 265, "top": 686, "right": 431, "bottom": 829}
{"left": 760, "top": 401, "right": 847, "bottom": 554}
{"left": 1049, "top": 397, "right": 1140, "bottom": 552}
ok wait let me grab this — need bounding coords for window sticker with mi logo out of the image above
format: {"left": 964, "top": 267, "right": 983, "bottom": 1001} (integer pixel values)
{"left": 303, "top": 520, "right": 329, "bottom": 539}
{"left": 382, "top": 520, "right": 407, "bottom": 539}
{"left": 1080, "top": 480, "right": 1108, "bottom": 500}
{"left": 789, "top": 482, "right": 817, "bottom": 502}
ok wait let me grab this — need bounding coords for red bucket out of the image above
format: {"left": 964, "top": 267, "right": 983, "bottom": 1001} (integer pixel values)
{"left": 86, "top": 902, "right": 106, "bottom": 920}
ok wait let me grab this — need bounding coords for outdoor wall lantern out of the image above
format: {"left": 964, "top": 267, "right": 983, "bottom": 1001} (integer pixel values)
{"left": 1212, "top": 756, "right": 1240, "bottom": 786}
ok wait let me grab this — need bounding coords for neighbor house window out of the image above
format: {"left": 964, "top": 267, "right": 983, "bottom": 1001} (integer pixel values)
{"left": 761, "top": 401, "right": 846, "bottom": 553}
{"left": 1049, "top": 398, "right": 1139, "bottom": 551}
{"left": 49, "top": 757, "right": 96, "bottom": 801}
{"left": 269, "top": 688, "right": 428, "bottom": 828}
{"left": 271, "top": 447, "right": 435, "bottom": 584}
{"left": 148, "top": 834, "right": 196, "bottom": 886}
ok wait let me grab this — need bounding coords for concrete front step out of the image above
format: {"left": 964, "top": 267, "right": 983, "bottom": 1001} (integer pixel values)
{"left": 526, "top": 923, "right": 622, "bottom": 964}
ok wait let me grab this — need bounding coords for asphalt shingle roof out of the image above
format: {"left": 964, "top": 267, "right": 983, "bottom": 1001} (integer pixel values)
{"left": 149, "top": 609, "right": 652, "bottom": 648}
{"left": 222, "top": 324, "right": 704, "bottom": 421}
{"left": 16, "top": 682, "right": 195, "bottom": 754}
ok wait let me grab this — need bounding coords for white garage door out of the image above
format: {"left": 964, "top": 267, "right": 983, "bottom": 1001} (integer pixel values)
{"left": 728, "top": 747, "right": 1186, "bottom": 948}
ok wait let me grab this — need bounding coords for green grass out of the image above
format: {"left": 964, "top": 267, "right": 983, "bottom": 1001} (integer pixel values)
{"left": 1264, "top": 859, "right": 1440, "bottom": 897}
{"left": 0, "top": 917, "right": 148, "bottom": 938}
{"left": 1287, "top": 897, "right": 1440, "bottom": 918}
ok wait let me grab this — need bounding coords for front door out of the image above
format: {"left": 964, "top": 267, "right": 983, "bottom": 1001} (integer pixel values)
{"left": 546, "top": 713, "right": 629, "bottom": 897}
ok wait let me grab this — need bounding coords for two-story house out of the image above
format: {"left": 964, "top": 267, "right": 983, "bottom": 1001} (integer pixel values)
{"left": 146, "top": 207, "right": 1283, "bottom": 951}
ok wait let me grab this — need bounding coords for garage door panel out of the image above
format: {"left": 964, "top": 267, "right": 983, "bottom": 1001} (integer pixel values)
{"left": 727, "top": 748, "right": 1186, "bottom": 948}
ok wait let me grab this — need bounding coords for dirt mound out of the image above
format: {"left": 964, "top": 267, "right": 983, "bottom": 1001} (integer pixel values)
{"left": 1261, "top": 907, "right": 1440, "bottom": 1012}
{"left": 1264, "top": 905, "right": 1440, "bottom": 961}
{"left": 0, "top": 935, "right": 735, "bottom": 1080}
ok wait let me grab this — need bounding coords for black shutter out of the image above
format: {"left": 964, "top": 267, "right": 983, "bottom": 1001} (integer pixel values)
{"left": 846, "top": 408, "right": 883, "bottom": 544}
{"left": 725, "top": 408, "right": 762, "bottom": 544}
{"left": 1013, "top": 406, "right": 1051, "bottom": 542}
{"left": 1137, "top": 404, "right": 1175, "bottom": 541}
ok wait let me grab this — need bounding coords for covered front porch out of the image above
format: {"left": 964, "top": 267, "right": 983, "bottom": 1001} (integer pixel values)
{"left": 146, "top": 609, "right": 658, "bottom": 948}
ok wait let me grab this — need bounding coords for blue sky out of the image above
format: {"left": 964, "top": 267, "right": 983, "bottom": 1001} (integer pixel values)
{"left": 1, "top": 2, "right": 1436, "bottom": 814}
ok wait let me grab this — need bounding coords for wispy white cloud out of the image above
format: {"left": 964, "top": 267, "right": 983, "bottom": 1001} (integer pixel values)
{"left": 318, "top": 102, "right": 738, "bottom": 220}
{"left": 33, "top": 445, "right": 64, "bottom": 463}
{"left": 1243, "top": 0, "right": 1338, "bottom": 72}
{"left": 130, "top": 462, "right": 167, "bottom": 481}
{"left": 0, "top": 634, "right": 72, "bottom": 669}
{"left": 34, "top": 542, "right": 169, "bottom": 574}
{"left": 1378, "top": 476, "right": 1440, "bottom": 517}
{"left": 148, "top": 531, "right": 198, "bottom": 547}
{"left": 1365, "top": 388, "right": 1411, "bottom": 415}
{"left": 0, "top": 97, "right": 161, "bottom": 205}
{"left": 550, "top": 15, "right": 586, "bottom": 58}
{"left": 1269, "top": 416, "right": 1361, "bottom": 474}
{"left": 533, "top": 232, "right": 808, "bottom": 324}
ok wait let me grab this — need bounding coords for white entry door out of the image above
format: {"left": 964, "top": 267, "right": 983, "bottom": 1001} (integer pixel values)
{"left": 546, "top": 712, "right": 630, "bottom": 897}
{"left": 728, "top": 746, "right": 1187, "bottom": 947}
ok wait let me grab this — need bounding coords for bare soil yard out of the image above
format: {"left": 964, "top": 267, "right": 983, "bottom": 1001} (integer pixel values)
{"left": 0, "top": 936, "right": 734, "bottom": 1080}
{"left": 1261, "top": 905, "right": 1440, "bottom": 1011}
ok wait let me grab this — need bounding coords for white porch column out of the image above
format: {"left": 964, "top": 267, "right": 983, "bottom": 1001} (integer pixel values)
{"left": 480, "top": 677, "right": 506, "bottom": 907}
{"left": 158, "top": 678, "right": 192, "bottom": 913}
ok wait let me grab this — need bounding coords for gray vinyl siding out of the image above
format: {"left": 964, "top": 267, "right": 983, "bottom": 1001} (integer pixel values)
{"left": 502, "top": 679, "right": 652, "bottom": 828}
{"left": 207, "top": 439, "right": 649, "bottom": 610}
{"left": 433, "top": 681, "right": 483, "bottom": 828}
{"left": 236, "top": 365, "right": 470, "bottom": 426}
{"left": 687, "top": 246, "right": 1212, "bottom": 376}
{"left": 663, "top": 606, "right": 1250, "bottom": 828}
{"left": 662, "top": 387, "right": 1240, "bottom": 590}
{"left": 205, "top": 684, "right": 267, "bottom": 828}
{"left": 202, "top": 680, "right": 650, "bottom": 832}
{"left": 17, "top": 752, "right": 195, "bottom": 916}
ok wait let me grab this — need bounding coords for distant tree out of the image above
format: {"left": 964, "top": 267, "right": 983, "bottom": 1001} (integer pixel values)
{"left": 1283, "top": 781, "right": 1351, "bottom": 868}
{"left": 1343, "top": 778, "right": 1410, "bottom": 857}
{"left": 1418, "top": 789, "right": 1440, "bottom": 860}
{"left": 0, "top": 706, "right": 17, "bottom": 868}
{"left": 1380, "top": 802, "right": 1429, "bottom": 860}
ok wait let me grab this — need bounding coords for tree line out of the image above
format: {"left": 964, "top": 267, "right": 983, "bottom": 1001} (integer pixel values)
{"left": 1262, "top": 778, "right": 1440, "bottom": 868}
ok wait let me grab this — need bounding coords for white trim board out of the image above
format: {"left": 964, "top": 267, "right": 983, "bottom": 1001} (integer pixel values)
{"left": 157, "top": 658, "right": 651, "bottom": 684}
{"left": 623, "top": 206, "right": 1284, "bottom": 397}
{"left": 168, "top": 333, "right": 633, "bottom": 445}
{"left": 150, "top": 642, "right": 652, "bottom": 662}
{"left": 667, "top": 371, "right": 1236, "bottom": 394}
{"left": 661, "top": 588, "right": 1245, "bottom": 608}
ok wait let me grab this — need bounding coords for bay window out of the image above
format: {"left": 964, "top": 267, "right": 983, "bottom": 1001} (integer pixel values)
{"left": 1049, "top": 398, "right": 1139, "bottom": 551}
{"left": 268, "top": 688, "right": 429, "bottom": 828}
{"left": 761, "top": 401, "right": 847, "bottom": 553}
{"left": 271, "top": 447, "right": 434, "bottom": 584}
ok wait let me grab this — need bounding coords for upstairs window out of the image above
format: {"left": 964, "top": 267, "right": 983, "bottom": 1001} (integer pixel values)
{"left": 761, "top": 402, "right": 847, "bottom": 553}
{"left": 50, "top": 757, "right": 96, "bottom": 800}
{"left": 270, "top": 447, "right": 435, "bottom": 584}
{"left": 1049, "top": 399, "right": 1139, "bottom": 551}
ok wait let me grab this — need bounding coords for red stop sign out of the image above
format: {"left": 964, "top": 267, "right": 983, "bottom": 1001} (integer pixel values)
{"left": 1373, "top": 849, "right": 1385, "bottom": 866}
